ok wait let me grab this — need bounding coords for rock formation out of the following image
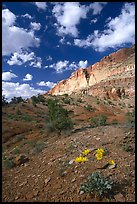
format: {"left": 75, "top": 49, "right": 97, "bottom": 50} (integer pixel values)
{"left": 48, "top": 45, "right": 135, "bottom": 99}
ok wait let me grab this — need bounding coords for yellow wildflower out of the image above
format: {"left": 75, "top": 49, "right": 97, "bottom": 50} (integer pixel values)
{"left": 75, "top": 156, "right": 87, "bottom": 163}
{"left": 95, "top": 153, "right": 103, "bottom": 160}
{"left": 82, "top": 149, "right": 90, "bottom": 156}
{"left": 96, "top": 148, "right": 104, "bottom": 154}
{"left": 108, "top": 159, "right": 115, "bottom": 165}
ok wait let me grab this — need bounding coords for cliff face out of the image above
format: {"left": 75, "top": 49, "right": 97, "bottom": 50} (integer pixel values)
{"left": 48, "top": 45, "right": 135, "bottom": 98}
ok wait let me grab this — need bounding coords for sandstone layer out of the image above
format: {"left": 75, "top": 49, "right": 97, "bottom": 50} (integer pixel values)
{"left": 48, "top": 45, "right": 135, "bottom": 99}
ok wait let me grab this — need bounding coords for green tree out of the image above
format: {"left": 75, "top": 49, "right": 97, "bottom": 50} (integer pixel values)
{"left": 31, "top": 95, "right": 39, "bottom": 106}
{"left": 10, "top": 96, "right": 24, "bottom": 104}
{"left": 46, "top": 99, "right": 73, "bottom": 133}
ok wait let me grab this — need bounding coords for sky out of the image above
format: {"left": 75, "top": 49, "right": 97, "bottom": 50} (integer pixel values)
{"left": 2, "top": 2, "right": 135, "bottom": 101}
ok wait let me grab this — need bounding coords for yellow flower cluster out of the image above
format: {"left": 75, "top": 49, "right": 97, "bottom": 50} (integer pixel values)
{"left": 74, "top": 149, "right": 91, "bottom": 163}
{"left": 108, "top": 159, "right": 115, "bottom": 165}
{"left": 75, "top": 156, "right": 87, "bottom": 163}
{"left": 95, "top": 148, "right": 104, "bottom": 160}
{"left": 82, "top": 149, "right": 90, "bottom": 156}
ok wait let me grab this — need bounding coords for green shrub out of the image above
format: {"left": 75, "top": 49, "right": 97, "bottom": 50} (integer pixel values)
{"left": 32, "top": 143, "right": 45, "bottom": 154}
{"left": 90, "top": 114, "right": 108, "bottom": 127}
{"left": 3, "top": 156, "right": 16, "bottom": 169}
{"left": 15, "top": 135, "right": 25, "bottom": 142}
{"left": 12, "top": 147, "right": 20, "bottom": 155}
{"left": 46, "top": 98, "right": 73, "bottom": 133}
{"left": 125, "top": 110, "right": 135, "bottom": 128}
{"left": 84, "top": 104, "right": 95, "bottom": 112}
{"left": 111, "top": 119, "right": 118, "bottom": 125}
{"left": 80, "top": 171, "right": 113, "bottom": 196}
{"left": 123, "top": 144, "right": 133, "bottom": 152}
{"left": 63, "top": 98, "right": 71, "bottom": 104}
{"left": 10, "top": 96, "right": 24, "bottom": 104}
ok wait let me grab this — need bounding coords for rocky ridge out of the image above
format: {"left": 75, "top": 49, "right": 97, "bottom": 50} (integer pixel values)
{"left": 48, "top": 45, "right": 135, "bottom": 99}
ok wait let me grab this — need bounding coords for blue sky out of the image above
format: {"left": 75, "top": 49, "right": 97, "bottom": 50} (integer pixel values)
{"left": 2, "top": 2, "right": 135, "bottom": 101}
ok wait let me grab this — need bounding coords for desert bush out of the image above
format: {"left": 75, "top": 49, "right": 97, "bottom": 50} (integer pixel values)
{"left": 111, "top": 119, "right": 118, "bottom": 125}
{"left": 37, "top": 94, "right": 45, "bottom": 103}
{"left": 46, "top": 98, "right": 73, "bottom": 133}
{"left": 63, "top": 97, "right": 71, "bottom": 104}
{"left": 12, "top": 147, "right": 20, "bottom": 155}
{"left": 123, "top": 144, "right": 133, "bottom": 152}
{"left": 31, "top": 95, "right": 39, "bottom": 106}
{"left": 90, "top": 114, "right": 108, "bottom": 127}
{"left": 32, "top": 143, "right": 46, "bottom": 154}
{"left": 84, "top": 104, "right": 95, "bottom": 111}
{"left": 10, "top": 96, "right": 24, "bottom": 104}
{"left": 3, "top": 156, "right": 16, "bottom": 169}
{"left": 80, "top": 171, "right": 113, "bottom": 196}
{"left": 125, "top": 110, "right": 135, "bottom": 128}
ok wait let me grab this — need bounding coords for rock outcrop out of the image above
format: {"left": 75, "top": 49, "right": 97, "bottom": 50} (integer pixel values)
{"left": 48, "top": 45, "right": 135, "bottom": 99}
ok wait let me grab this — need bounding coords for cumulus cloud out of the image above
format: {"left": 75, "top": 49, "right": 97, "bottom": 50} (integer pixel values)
{"left": 30, "top": 22, "right": 41, "bottom": 31}
{"left": 29, "top": 57, "right": 42, "bottom": 68}
{"left": 7, "top": 50, "right": 42, "bottom": 68}
{"left": 2, "top": 71, "right": 18, "bottom": 81}
{"left": 74, "top": 2, "right": 135, "bottom": 51}
{"left": 52, "top": 2, "right": 107, "bottom": 38}
{"left": 37, "top": 81, "right": 56, "bottom": 88}
{"left": 47, "top": 60, "right": 88, "bottom": 73}
{"left": 78, "top": 60, "right": 88, "bottom": 68}
{"left": 49, "top": 60, "right": 69, "bottom": 73}
{"left": 23, "top": 73, "right": 33, "bottom": 81}
{"left": 35, "top": 2, "right": 47, "bottom": 10}
{"left": 7, "top": 51, "right": 35, "bottom": 65}
{"left": 2, "top": 9, "right": 40, "bottom": 56}
{"left": 2, "top": 81, "right": 46, "bottom": 102}
{"left": 52, "top": 2, "right": 89, "bottom": 37}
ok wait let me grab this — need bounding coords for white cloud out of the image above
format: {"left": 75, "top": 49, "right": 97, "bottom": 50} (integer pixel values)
{"left": 7, "top": 50, "right": 42, "bottom": 68}
{"left": 52, "top": 2, "right": 89, "bottom": 37}
{"left": 49, "top": 60, "right": 69, "bottom": 73}
{"left": 47, "top": 60, "right": 88, "bottom": 73}
{"left": 22, "top": 13, "right": 33, "bottom": 19}
{"left": 30, "top": 22, "right": 41, "bottom": 31}
{"left": 46, "top": 56, "right": 53, "bottom": 61}
{"left": 2, "top": 71, "right": 18, "bottom": 81}
{"left": 7, "top": 51, "right": 35, "bottom": 65}
{"left": 89, "top": 2, "right": 107, "bottom": 15}
{"left": 23, "top": 73, "right": 33, "bottom": 81}
{"left": 74, "top": 2, "right": 135, "bottom": 51}
{"left": 78, "top": 60, "right": 88, "bottom": 68}
{"left": 29, "top": 57, "right": 42, "bottom": 68}
{"left": 2, "top": 81, "right": 46, "bottom": 102}
{"left": 35, "top": 2, "right": 47, "bottom": 10}
{"left": 2, "top": 9, "right": 40, "bottom": 56}
{"left": 52, "top": 2, "right": 107, "bottom": 38}
{"left": 37, "top": 81, "right": 56, "bottom": 88}
{"left": 91, "top": 2, "right": 135, "bottom": 51}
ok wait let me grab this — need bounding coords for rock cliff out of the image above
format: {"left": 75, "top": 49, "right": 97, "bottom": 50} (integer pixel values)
{"left": 48, "top": 45, "right": 135, "bottom": 99}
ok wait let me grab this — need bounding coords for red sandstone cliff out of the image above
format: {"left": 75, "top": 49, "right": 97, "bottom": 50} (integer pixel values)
{"left": 48, "top": 45, "right": 135, "bottom": 98}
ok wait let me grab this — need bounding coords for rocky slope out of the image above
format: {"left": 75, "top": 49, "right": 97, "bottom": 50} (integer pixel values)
{"left": 48, "top": 45, "right": 135, "bottom": 99}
